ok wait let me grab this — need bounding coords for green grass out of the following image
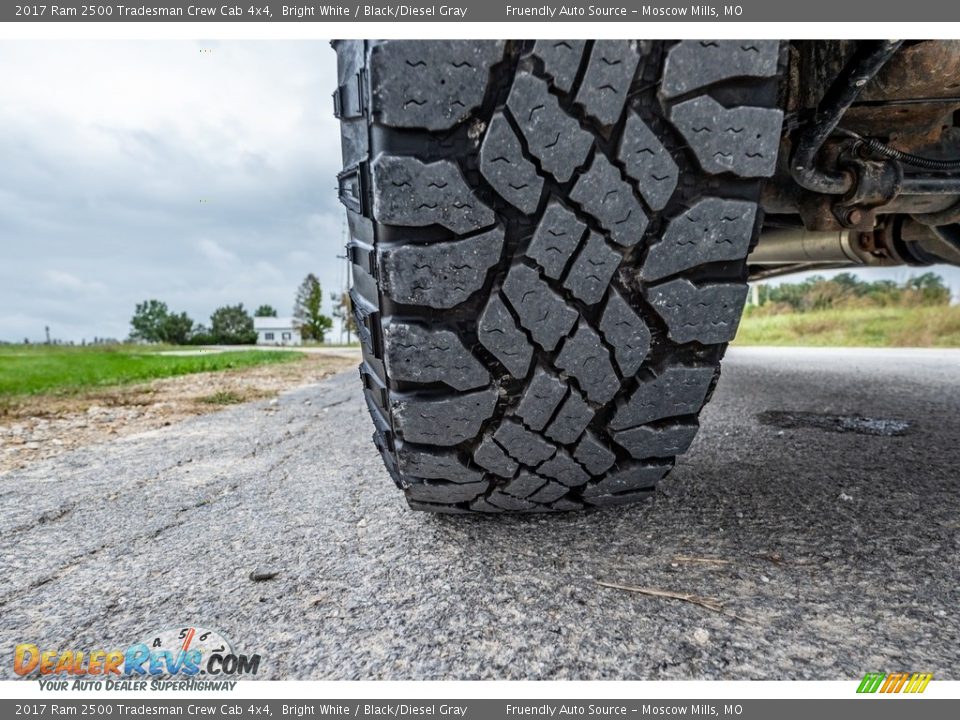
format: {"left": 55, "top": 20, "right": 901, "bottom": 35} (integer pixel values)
{"left": 0, "top": 344, "right": 303, "bottom": 398}
{"left": 199, "top": 390, "right": 247, "bottom": 405}
{"left": 735, "top": 305, "right": 960, "bottom": 347}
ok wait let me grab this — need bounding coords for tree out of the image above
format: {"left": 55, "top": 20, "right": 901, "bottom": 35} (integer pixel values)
{"left": 294, "top": 274, "right": 333, "bottom": 342}
{"left": 162, "top": 312, "right": 194, "bottom": 345}
{"left": 189, "top": 323, "right": 214, "bottom": 346}
{"left": 906, "top": 272, "right": 950, "bottom": 305}
{"left": 210, "top": 304, "right": 257, "bottom": 345}
{"left": 130, "top": 300, "right": 194, "bottom": 344}
{"left": 331, "top": 290, "right": 357, "bottom": 343}
{"left": 130, "top": 300, "right": 170, "bottom": 343}
{"left": 254, "top": 304, "right": 278, "bottom": 317}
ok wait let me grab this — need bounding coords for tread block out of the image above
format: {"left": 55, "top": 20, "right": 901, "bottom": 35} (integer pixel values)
{"left": 575, "top": 40, "right": 641, "bottom": 126}
{"left": 350, "top": 287, "right": 379, "bottom": 354}
{"left": 473, "top": 434, "right": 519, "bottom": 478}
{"left": 532, "top": 40, "right": 586, "bottom": 93}
{"left": 370, "top": 41, "right": 505, "bottom": 130}
{"left": 570, "top": 152, "right": 649, "bottom": 247}
{"left": 406, "top": 479, "right": 489, "bottom": 504}
{"left": 507, "top": 71, "right": 594, "bottom": 183}
{"left": 550, "top": 497, "right": 584, "bottom": 512}
{"left": 555, "top": 320, "right": 620, "bottom": 404}
{"left": 493, "top": 418, "right": 557, "bottom": 466}
{"left": 503, "top": 470, "right": 547, "bottom": 498}
{"left": 537, "top": 449, "right": 590, "bottom": 487}
{"left": 613, "top": 423, "right": 699, "bottom": 459}
{"left": 611, "top": 365, "right": 715, "bottom": 430}
{"left": 392, "top": 387, "right": 498, "bottom": 445}
{"left": 384, "top": 322, "right": 489, "bottom": 391}
{"left": 477, "top": 294, "right": 534, "bottom": 378}
{"left": 502, "top": 264, "right": 578, "bottom": 351}
{"left": 583, "top": 488, "right": 654, "bottom": 507}
{"left": 468, "top": 497, "right": 503, "bottom": 513}
{"left": 582, "top": 461, "right": 671, "bottom": 497}
{"left": 646, "top": 278, "right": 748, "bottom": 345}
{"left": 484, "top": 490, "right": 538, "bottom": 512}
{"left": 599, "top": 289, "right": 651, "bottom": 377}
{"left": 661, "top": 40, "right": 780, "bottom": 99}
{"left": 526, "top": 200, "right": 586, "bottom": 280}
{"left": 480, "top": 112, "right": 544, "bottom": 214}
{"left": 563, "top": 231, "right": 622, "bottom": 305}
{"left": 372, "top": 155, "right": 495, "bottom": 234}
{"left": 573, "top": 431, "right": 617, "bottom": 475}
{"left": 407, "top": 501, "right": 473, "bottom": 514}
{"left": 515, "top": 367, "right": 568, "bottom": 431}
{"left": 528, "top": 480, "right": 570, "bottom": 504}
{"left": 397, "top": 445, "right": 485, "bottom": 484}
{"left": 618, "top": 111, "right": 679, "bottom": 211}
{"left": 379, "top": 227, "right": 504, "bottom": 309}
{"left": 670, "top": 96, "right": 783, "bottom": 178}
{"left": 544, "top": 389, "right": 594, "bottom": 444}
{"left": 642, "top": 198, "right": 757, "bottom": 281}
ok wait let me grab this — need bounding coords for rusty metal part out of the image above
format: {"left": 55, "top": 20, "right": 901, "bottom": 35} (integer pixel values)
{"left": 790, "top": 41, "right": 903, "bottom": 196}
{"left": 846, "top": 41, "right": 960, "bottom": 143}
{"left": 792, "top": 41, "right": 960, "bottom": 145}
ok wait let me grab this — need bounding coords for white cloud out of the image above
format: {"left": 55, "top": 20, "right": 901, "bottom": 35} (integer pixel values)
{"left": 198, "top": 238, "right": 239, "bottom": 266}
{"left": 0, "top": 40, "right": 346, "bottom": 343}
{"left": 43, "top": 270, "right": 106, "bottom": 294}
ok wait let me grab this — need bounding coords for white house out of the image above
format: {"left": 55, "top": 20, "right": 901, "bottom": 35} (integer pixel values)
{"left": 254, "top": 317, "right": 302, "bottom": 346}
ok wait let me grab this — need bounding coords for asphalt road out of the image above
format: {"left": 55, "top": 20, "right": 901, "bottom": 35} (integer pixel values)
{"left": 2, "top": 347, "right": 958, "bottom": 680}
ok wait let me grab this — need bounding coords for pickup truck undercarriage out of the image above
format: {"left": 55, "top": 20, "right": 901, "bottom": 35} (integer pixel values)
{"left": 753, "top": 40, "right": 960, "bottom": 278}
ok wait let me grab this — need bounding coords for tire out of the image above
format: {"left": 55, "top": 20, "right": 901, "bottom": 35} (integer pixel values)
{"left": 333, "top": 40, "right": 784, "bottom": 513}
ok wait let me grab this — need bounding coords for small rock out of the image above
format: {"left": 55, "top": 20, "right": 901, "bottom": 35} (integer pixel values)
{"left": 839, "top": 492, "right": 854, "bottom": 502}
{"left": 692, "top": 628, "right": 710, "bottom": 645}
{"left": 249, "top": 569, "right": 279, "bottom": 582}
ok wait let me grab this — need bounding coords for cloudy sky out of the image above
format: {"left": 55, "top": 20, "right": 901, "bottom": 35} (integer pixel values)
{"left": 1, "top": 40, "right": 345, "bottom": 343}
{"left": 1, "top": 41, "right": 957, "bottom": 343}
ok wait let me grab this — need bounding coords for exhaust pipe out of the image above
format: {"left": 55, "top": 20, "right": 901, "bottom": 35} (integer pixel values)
{"left": 748, "top": 228, "right": 867, "bottom": 265}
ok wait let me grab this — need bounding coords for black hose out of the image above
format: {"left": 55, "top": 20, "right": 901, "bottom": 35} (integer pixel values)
{"left": 856, "top": 137, "right": 960, "bottom": 171}
{"left": 790, "top": 40, "right": 903, "bottom": 195}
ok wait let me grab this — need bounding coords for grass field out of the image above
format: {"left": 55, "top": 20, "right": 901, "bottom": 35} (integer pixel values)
{"left": 0, "top": 344, "right": 303, "bottom": 398}
{"left": 735, "top": 305, "right": 960, "bottom": 347}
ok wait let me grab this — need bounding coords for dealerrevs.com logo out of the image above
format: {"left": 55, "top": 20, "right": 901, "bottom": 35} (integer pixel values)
{"left": 14, "top": 626, "right": 261, "bottom": 691}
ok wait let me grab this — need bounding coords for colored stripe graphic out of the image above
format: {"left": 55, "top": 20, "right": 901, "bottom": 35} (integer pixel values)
{"left": 857, "top": 672, "right": 932, "bottom": 694}
{"left": 857, "top": 673, "right": 886, "bottom": 693}
{"left": 905, "top": 673, "right": 933, "bottom": 693}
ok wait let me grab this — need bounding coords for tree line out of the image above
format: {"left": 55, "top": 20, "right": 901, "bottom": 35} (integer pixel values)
{"left": 129, "top": 273, "right": 349, "bottom": 345}
{"left": 753, "top": 272, "right": 952, "bottom": 314}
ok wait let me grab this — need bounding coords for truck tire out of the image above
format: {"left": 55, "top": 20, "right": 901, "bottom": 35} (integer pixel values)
{"left": 333, "top": 40, "right": 784, "bottom": 513}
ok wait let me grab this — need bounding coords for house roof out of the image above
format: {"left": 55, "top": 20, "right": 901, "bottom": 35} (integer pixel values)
{"left": 254, "top": 316, "right": 297, "bottom": 330}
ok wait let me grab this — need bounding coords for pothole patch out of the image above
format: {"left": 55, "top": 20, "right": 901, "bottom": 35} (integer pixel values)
{"left": 757, "top": 410, "right": 910, "bottom": 437}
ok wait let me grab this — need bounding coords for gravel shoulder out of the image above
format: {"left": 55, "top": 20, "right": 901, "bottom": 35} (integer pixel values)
{"left": 1, "top": 347, "right": 957, "bottom": 680}
{"left": 0, "top": 351, "right": 357, "bottom": 472}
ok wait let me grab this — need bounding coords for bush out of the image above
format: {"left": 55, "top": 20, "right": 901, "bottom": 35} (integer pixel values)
{"left": 755, "top": 272, "right": 950, "bottom": 314}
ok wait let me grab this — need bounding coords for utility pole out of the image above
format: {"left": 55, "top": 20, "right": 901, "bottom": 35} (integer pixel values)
{"left": 45, "top": 325, "right": 51, "bottom": 344}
